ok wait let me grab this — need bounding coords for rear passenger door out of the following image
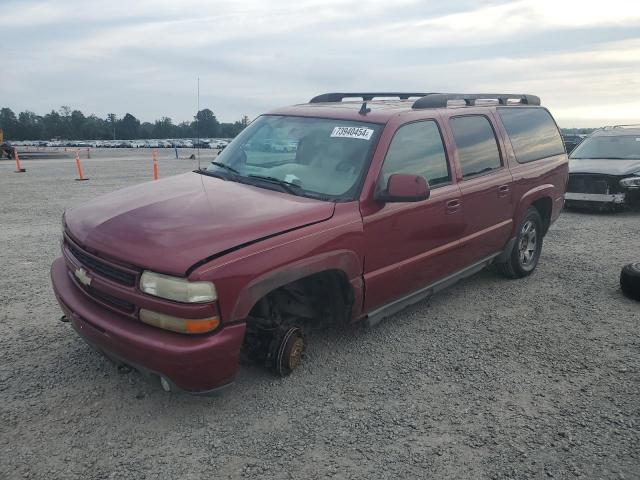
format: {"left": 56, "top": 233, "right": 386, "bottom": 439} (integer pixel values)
{"left": 447, "top": 114, "right": 515, "bottom": 265}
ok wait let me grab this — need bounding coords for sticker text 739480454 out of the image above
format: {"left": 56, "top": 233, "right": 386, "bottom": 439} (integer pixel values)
{"left": 330, "top": 126, "right": 374, "bottom": 140}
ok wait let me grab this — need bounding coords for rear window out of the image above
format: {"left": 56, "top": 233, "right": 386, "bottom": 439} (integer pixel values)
{"left": 498, "top": 107, "right": 565, "bottom": 163}
{"left": 450, "top": 115, "right": 502, "bottom": 178}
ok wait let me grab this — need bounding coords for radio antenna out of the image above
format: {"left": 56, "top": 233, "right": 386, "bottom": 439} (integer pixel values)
{"left": 196, "top": 76, "right": 201, "bottom": 171}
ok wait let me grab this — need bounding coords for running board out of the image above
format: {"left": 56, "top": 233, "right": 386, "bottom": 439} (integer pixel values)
{"left": 364, "top": 253, "right": 500, "bottom": 328}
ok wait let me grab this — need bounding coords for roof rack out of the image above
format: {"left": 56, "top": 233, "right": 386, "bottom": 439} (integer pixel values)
{"left": 412, "top": 93, "right": 540, "bottom": 109}
{"left": 309, "top": 92, "right": 430, "bottom": 103}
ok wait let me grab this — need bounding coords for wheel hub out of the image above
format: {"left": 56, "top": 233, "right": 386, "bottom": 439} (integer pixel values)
{"left": 274, "top": 326, "right": 305, "bottom": 376}
{"left": 519, "top": 220, "right": 537, "bottom": 266}
{"left": 287, "top": 337, "right": 304, "bottom": 370}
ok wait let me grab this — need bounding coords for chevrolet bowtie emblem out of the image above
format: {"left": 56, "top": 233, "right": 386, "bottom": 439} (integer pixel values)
{"left": 74, "top": 267, "right": 92, "bottom": 287}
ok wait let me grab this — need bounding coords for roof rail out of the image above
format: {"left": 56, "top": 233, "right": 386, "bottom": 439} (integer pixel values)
{"left": 608, "top": 123, "right": 640, "bottom": 129}
{"left": 309, "top": 92, "right": 430, "bottom": 103}
{"left": 412, "top": 93, "right": 540, "bottom": 109}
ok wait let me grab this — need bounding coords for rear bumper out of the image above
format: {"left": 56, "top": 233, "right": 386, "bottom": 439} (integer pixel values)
{"left": 50, "top": 257, "right": 246, "bottom": 393}
{"left": 565, "top": 192, "right": 626, "bottom": 204}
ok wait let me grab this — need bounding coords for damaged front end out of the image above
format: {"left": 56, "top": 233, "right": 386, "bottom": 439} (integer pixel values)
{"left": 565, "top": 173, "right": 640, "bottom": 210}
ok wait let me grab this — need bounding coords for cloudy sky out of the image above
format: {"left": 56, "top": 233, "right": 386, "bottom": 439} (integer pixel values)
{"left": 3, "top": 0, "right": 640, "bottom": 127}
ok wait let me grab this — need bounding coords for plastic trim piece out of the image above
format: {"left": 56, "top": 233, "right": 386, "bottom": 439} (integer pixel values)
{"left": 309, "top": 92, "right": 430, "bottom": 103}
{"left": 412, "top": 93, "right": 541, "bottom": 109}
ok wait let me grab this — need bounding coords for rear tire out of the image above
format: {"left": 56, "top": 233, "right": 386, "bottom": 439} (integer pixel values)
{"left": 496, "top": 207, "right": 544, "bottom": 279}
{"left": 620, "top": 263, "right": 640, "bottom": 301}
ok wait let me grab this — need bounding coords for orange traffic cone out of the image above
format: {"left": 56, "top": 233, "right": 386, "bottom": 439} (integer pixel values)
{"left": 14, "top": 148, "right": 26, "bottom": 173}
{"left": 152, "top": 149, "right": 159, "bottom": 180}
{"left": 75, "top": 149, "right": 88, "bottom": 181}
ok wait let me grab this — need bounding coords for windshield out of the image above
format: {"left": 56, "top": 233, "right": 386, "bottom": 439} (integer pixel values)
{"left": 570, "top": 135, "right": 640, "bottom": 160}
{"left": 204, "top": 115, "right": 382, "bottom": 200}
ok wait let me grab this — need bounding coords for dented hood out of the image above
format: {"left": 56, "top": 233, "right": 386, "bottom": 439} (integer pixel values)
{"left": 65, "top": 172, "right": 335, "bottom": 276}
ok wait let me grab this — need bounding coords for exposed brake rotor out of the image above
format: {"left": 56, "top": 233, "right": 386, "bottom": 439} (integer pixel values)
{"left": 273, "top": 326, "right": 305, "bottom": 376}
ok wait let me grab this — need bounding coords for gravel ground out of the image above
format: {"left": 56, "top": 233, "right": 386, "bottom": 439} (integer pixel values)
{"left": 1, "top": 149, "right": 639, "bottom": 479}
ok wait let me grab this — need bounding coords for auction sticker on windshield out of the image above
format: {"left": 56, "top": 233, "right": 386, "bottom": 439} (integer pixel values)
{"left": 330, "top": 126, "right": 374, "bottom": 140}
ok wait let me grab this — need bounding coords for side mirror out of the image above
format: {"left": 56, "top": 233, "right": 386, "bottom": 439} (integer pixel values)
{"left": 375, "top": 174, "right": 430, "bottom": 203}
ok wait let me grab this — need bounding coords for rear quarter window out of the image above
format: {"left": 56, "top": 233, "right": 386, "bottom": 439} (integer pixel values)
{"left": 498, "top": 107, "right": 565, "bottom": 163}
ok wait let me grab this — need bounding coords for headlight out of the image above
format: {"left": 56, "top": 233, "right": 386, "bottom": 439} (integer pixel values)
{"left": 620, "top": 176, "right": 640, "bottom": 189}
{"left": 139, "top": 309, "right": 220, "bottom": 334}
{"left": 140, "top": 271, "right": 217, "bottom": 303}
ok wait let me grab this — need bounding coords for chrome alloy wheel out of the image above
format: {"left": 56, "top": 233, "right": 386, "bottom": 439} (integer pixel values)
{"left": 518, "top": 220, "right": 538, "bottom": 267}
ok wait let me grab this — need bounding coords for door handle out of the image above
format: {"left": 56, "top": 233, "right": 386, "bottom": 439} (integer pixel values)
{"left": 498, "top": 185, "right": 510, "bottom": 197}
{"left": 446, "top": 199, "right": 461, "bottom": 214}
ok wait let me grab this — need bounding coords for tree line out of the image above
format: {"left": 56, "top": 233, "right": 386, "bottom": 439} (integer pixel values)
{"left": 0, "top": 106, "right": 250, "bottom": 141}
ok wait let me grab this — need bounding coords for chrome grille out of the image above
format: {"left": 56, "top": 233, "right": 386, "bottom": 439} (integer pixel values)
{"left": 66, "top": 241, "right": 136, "bottom": 286}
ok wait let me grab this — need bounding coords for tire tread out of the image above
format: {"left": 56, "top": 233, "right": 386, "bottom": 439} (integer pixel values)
{"left": 620, "top": 263, "right": 640, "bottom": 301}
{"left": 496, "top": 206, "right": 543, "bottom": 279}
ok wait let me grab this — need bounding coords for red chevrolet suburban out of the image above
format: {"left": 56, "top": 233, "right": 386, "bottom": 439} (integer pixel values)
{"left": 51, "top": 92, "right": 568, "bottom": 393}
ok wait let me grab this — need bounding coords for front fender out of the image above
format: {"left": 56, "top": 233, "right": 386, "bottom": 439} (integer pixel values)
{"left": 189, "top": 202, "right": 365, "bottom": 324}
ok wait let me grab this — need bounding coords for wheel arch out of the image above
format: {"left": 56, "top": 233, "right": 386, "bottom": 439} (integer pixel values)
{"left": 228, "top": 250, "right": 363, "bottom": 323}
{"left": 516, "top": 184, "right": 555, "bottom": 236}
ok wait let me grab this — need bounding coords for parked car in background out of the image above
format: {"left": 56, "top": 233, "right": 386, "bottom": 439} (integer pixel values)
{"left": 172, "top": 139, "right": 194, "bottom": 148}
{"left": 193, "top": 139, "right": 212, "bottom": 149}
{"left": 51, "top": 92, "right": 568, "bottom": 393}
{"left": 1, "top": 141, "right": 14, "bottom": 158}
{"left": 209, "top": 140, "right": 226, "bottom": 149}
{"left": 565, "top": 125, "right": 640, "bottom": 211}
{"left": 562, "top": 133, "right": 585, "bottom": 153}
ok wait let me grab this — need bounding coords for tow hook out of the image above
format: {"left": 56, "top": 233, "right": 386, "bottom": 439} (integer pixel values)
{"left": 117, "top": 364, "right": 132, "bottom": 374}
{"left": 59, "top": 315, "right": 69, "bottom": 323}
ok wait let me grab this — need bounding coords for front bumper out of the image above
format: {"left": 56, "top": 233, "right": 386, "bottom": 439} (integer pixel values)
{"left": 50, "top": 257, "right": 246, "bottom": 393}
{"left": 565, "top": 192, "right": 626, "bottom": 204}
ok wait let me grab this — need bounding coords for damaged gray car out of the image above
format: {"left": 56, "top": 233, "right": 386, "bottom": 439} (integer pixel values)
{"left": 565, "top": 125, "right": 640, "bottom": 211}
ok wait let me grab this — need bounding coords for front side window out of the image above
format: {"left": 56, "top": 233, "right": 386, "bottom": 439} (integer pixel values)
{"left": 379, "top": 121, "right": 450, "bottom": 189}
{"left": 498, "top": 107, "right": 565, "bottom": 163}
{"left": 205, "top": 115, "right": 382, "bottom": 200}
{"left": 570, "top": 135, "right": 640, "bottom": 160}
{"left": 450, "top": 115, "right": 502, "bottom": 178}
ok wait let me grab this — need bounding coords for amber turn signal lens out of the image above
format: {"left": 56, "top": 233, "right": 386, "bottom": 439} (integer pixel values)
{"left": 184, "top": 317, "right": 220, "bottom": 333}
{"left": 139, "top": 309, "right": 220, "bottom": 334}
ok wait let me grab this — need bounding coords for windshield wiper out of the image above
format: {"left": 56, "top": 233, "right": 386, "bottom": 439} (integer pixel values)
{"left": 247, "top": 174, "right": 302, "bottom": 194}
{"left": 195, "top": 168, "right": 229, "bottom": 180}
{"left": 210, "top": 161, "right": 240, "bottom": 174}
{"left": 572, "top": 157, "right": 627, "bottom": 160}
